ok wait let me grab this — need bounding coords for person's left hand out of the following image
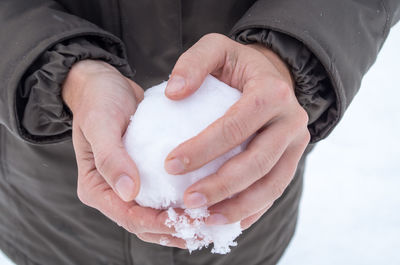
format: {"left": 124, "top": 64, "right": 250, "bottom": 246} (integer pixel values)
{"left": 163, "top": 33, "right": 310, "bottom": 230}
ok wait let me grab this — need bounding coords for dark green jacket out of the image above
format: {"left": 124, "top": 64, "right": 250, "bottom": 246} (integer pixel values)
{"left": 0, "top": 0, "right": 399, "bottom": 264}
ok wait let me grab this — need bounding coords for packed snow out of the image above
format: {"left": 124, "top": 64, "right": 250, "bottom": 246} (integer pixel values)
{"left": 123, "top": 75, "right": 246, "bottom": 254}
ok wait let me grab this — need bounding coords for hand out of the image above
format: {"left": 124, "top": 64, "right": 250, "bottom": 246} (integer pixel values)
{"left": 164, "top": 34, "right": 310, "bottom": 230}
{"left": 62, "top": 60, "right": 185, "bottom": 248}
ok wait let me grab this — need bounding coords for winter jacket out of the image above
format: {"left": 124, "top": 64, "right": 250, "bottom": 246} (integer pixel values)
{"left": 0, "top": 0, "right": 399, "bottom": 264}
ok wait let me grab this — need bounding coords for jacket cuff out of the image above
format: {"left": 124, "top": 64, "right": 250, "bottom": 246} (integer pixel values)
{"left": 231, "top": 28, "right": 336, "bottom": 143}
{"left": 18, "top": 36, "right": 134, "bottom": 143}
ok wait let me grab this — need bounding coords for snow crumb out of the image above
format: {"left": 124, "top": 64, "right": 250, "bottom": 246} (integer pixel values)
{"left": 185, "top": 207, "right": 209, "bottom": 219}
{"left": 124, "top": 75, "right": 248, "bottom": 254}
{"left": 166, "top": 207, "right": 241, "bottom": 254}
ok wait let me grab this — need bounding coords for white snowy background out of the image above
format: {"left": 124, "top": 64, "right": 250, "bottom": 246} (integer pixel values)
{"left": 1, "top": 24, "right": 399, "bottom": 265}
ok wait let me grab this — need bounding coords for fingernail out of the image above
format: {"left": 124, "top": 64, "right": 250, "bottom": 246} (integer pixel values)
{"left": 165, "top": 158, "right": 185, "bottom": 174}
{"left": 206, "top": 214, "right": 228, "bottom": 226}
{"left": 166, "top": 75, "right": 185, "bottom": 94}
{"left": 115, "top": 175, "right": 135, "bottom": 202}
{"left": 185, "top": 192, "right": 207, "bottom": 208}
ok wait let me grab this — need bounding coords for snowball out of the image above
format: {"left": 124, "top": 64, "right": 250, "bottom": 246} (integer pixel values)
{"left": 123, "top": 75, "right": 248, "bottom": 254}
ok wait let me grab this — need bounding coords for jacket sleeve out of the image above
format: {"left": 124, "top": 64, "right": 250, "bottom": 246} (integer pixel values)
{"left": 0, "top": 0, "right": 134, "bottom": 144}
{"left": 230, "top": 0, "right": 400, "bottom": 143}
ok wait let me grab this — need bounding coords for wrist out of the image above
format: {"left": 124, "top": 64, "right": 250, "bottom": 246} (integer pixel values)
{"left": 247, "top": 43, "right": 294, "bottom": 89}
{"left": 62, "top": 60, "right": 117, "bottom": 113}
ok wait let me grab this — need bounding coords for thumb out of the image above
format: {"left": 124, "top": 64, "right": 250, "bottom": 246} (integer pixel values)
{"left": 165, "top": 33, "right": 234, "bottom": 100}
{"left": 83, "top": 115, "right": 140, "bottom": 202}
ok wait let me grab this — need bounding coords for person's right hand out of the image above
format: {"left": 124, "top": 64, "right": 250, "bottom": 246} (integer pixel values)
{"left": 62, "top": 60, "right": 185, "bottom": 248}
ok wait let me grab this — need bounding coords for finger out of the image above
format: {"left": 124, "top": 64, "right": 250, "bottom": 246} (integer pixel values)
{"left": 164, "top": 79, "right": 293, "bottom": 175}
{"left": 205, "top": 133, "right": 309, "bottom": 225}
{"left": 183, "top": 119, "right": 292, "bottom": 208}
{"left": 240, "top": 203, "right": 273, "bottom": 230}
{"left": 81, "top": 109, "right": 140, "bottom": 202}
{"left": 137, "top": 233, "right": 187, "bottom": 249}
{"left": 77, "top": 171, "right": 175, "bottom": 234}
{"left": 165, "top": 33, "right": 237, "bottom": 100}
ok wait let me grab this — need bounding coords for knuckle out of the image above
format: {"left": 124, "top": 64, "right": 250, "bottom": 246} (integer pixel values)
{"left": 178, "top": 50, "right": 207, "bottom": 74}
{"left": 303, "top": 129, "right": 311, "bottom": 144}
{"left": 250, "top": 93, "right": 269, "bottom": 114}
{"left": 179, "top": 49, "right": 200, "bottom": 65}
{"left": 94, "top": 150, "right": 113, "bottom": 173}
{"left": 201, "top": 33, "right": 225, "bottom": 43}
{"left": 245, "top": 78, "right": 259, "bottom": 91}
{"left": 297, "top": 107, "right": 310, "bottom": 126}
{"left": 286, "top": 106, "right": 309, "bottom": 134}
{"left": 292, "top": 108, "right": 310, "bottom": 138}
{"left": 216, "top": 177, "right": 234, "bottom": 198}
{"left": 252, "top": 152, "right": 274, "bottom": 176}
{"left": 222, "top": 116, "right": 246, "bottom": 146}
{"left": 273, "top": 79, "right": 292, "bottom": 103}
{"left": 77, "top": 179, "right": 91, "bottom": 206}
